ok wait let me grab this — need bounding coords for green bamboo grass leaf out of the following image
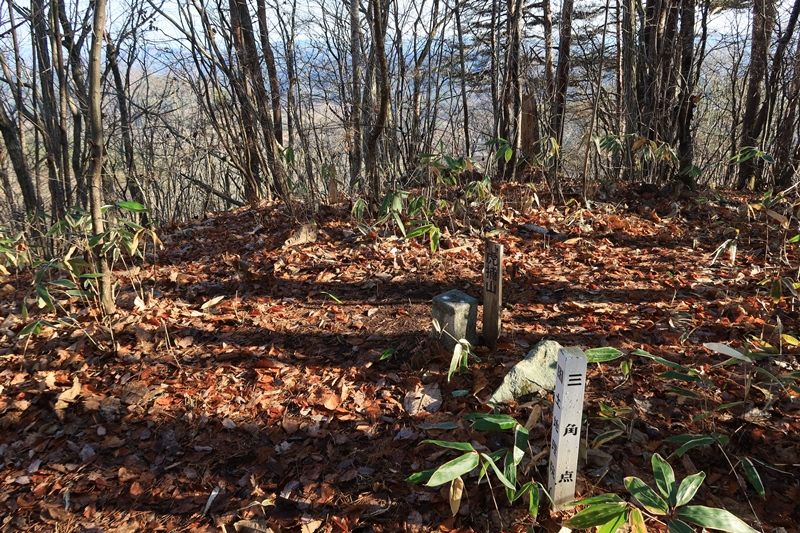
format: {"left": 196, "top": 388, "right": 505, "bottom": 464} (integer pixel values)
{"left": 321, "top": 291, "right": 342, "bottom": 303}
{"left": 420, "top": 440, "right": 475, "bottom": 452}
{"left": 624, "top": 476, "right": 669, "bottom": 515}
{"left": 425, "top": 452, "right": 480, "bottom": 487}
{"left": 585, "top": 347, "right": 624, "bottom": 363}
{"left": 464, "top": 413, "right": 519, "bottom": 431}
{"left": 117, "top": 200, "right": 148, "bottom": 212}
{"left": 676, "top": 505, "right": 759, "bottom": 533}
{"left": 674, "top": 471, "right": 706, "bottom": 507}
{"left": 597, "top": 509, "right": 628, "bottom": 533}
{"left": 479, "top": 452, "right": 516, "bottom": 490}
{"left": 631, "top": 349, "right": 686, "bottom": 370}
{"left": 406, "top": 468, "right": 434, "bottom": 484}
{"left": 651, "top": 453, "right": 676, "bottom": 502}
{"left": 740, "top": 458, "right": 765, "bottom": 498}
{"left": 568, "top": 494, "right": 625, "bottom": 507}
{"left": 667, "top": 519, "right": 696, "bottom": 533}
{"left": 564, "top": 503, "right": 628, "bottom": 528}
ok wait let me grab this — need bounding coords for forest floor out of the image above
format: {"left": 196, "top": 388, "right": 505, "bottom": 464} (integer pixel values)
{"left": 0, "top": 184, "right": 798, "bottom": 532}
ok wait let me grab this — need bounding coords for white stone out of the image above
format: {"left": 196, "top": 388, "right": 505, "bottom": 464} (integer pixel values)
{"left": 487, "top": 340, "right": 562, "bottom": 405}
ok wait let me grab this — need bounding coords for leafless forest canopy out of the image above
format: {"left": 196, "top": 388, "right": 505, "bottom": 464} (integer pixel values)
{"left": 1, "top": 0, "right": 800, "bottom": 226}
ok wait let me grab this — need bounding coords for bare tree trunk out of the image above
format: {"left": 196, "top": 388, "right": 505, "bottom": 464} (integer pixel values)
{"left": 107, "top": 37, "right": 147, "bottom": 216}
{"left": 548, "top": 0, "right": 574, "bottom": 190}
{"left": 675, "top": 0, "right": 697, "bottom": 187}
{"left": 739, "top": 0, "right": 776, "bottom": 189}
{"left": 229, "top": 0, "right": 290, "bottom": 201}
{"left": 0, "top": 104, "right": 40, "bottom": 216}
{"left": 620, "top": 0, "right": 638, "bottom": 180}
{"left": 499, "top": 0, "right": 523, "bottom": 182}
{"left": 349, "top": 0, "right": 363, "bottom": 190}
{"left": 256, "top": 0, "right": 283, "bottom": 144}
{"left": 88, "top": 0, "right": 115, "bottom": 315}
{"left": 365, "top": 0, "right": 390, "bottom": 202}
{"left": 32, "top": 0, "right": 67, "bottom": 219}
{"left": 454, "top": 0, "right": 471, "bottom": 155}
{"left": 774, "top": 37, "right": 800, "bottom": 188}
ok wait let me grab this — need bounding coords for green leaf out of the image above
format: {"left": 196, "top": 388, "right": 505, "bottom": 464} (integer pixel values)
{"left": 674, "top": 471, "right": 706, "bottom": 507}
{"left": 591, "top": 429, "right": 625, "bottom": 448}
{"left": 321, "top": 291, "right": 342, "bottom": 304}
{"left": 597, "top": 509, "right": 628, "bottom": 533}
{"left": 564, "top": 503, "right": 628, "bottom": 529}
{"left": 378, "top": 348, "right": 396, "bottom": 361}
{"left": 420, "top": 440, "right": 475, "bottom": 452}
{"left": 526, "top": 482, "right": 541, "bottom": 518}
{"left": 117, "top": 200, "right": 148, "bottom": 212}
{"left": 464, "top": 413, "right": 519, "bottom": 431}
{"left": 512, "top": 481, "right": 542, "bottom": 518}
{"left": 480, "top": 452, "right": 516, "bottom": 490}
{"left": 48, "top": 278, "right": 78, "bottom": 290}
{"left": 629, "top": 508, "right": 647, "bottom": 533}
{"left": 631, "top": 349, "right": 686, "bottom": 370}
{"left": 18, "top": 320, "right": 45, "bottom": 338}
{"left": 739, "top": 457, "right": 765, "bottom": 499}
{"left": 504, "top": 146, "right": 513, "bottom": 162}
{"left": 392, "top": 211, "right": 406, "bottom": 237}
{"left": 624, "top": 476, "right": 669, "bottom": 515}
{"left": 662, "top": 370, "right": 702, "bottom": 383}
{"left": 651, "top": 453, "right": 676, "bottom": 502}
{"left": 406, "top": 469, "right": 434, "bottom": 484}
{"left": 585, "top": 347, "right": 624, "bottom": 363}
{"left": 771, "top": 279, "right": 782, "bottom": 304}
{"left": 511, "top": 424, "right": 529, "bottom": 465}
{"left": 787, "top": 234, "right": 800, "bottom": 243}
{"left": 703, "top": 342, "right": 752, "bottom": 363}
{"left": 668, "top": 385, "right": 700, "bottom": 398}
{"left": 568, "top": 494, "right": 625, "bottom": 507}
{"left": 667, "top": 519, "right": 696, "bottom": 533}
{"left": 426, "top": 452, "right": 480, "bottom": 487}
{"left": 664, "top": 435, "right": 717, "bottom": 457}
{"left": 503, "top": 450, "right": 517, "bottom": 502}
{"left": 406, "top": 224, "right": 433, "bottom": 239}
{"left": 417, "top": 421, "right": 459, "bottom": 430}
{"left": 676, "top": 505, "right": 759, "bottom": 533}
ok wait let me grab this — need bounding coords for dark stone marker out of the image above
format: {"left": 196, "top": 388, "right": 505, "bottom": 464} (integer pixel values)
{"left": 482, "top": 240, "right": 503, "bottom": 348}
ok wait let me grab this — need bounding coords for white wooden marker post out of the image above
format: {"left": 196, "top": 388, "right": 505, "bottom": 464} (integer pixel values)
{"left": 482, "top": 241, "right": 503, "bottom": 349}
{"left": 547, "top": 347, "right": 588, "bottom": 509}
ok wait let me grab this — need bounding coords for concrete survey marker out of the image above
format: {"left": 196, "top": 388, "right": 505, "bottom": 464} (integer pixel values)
{"left": 482, "top": 241, "right": 503, "bottom": 348}
{"left": 432, "top": 289, "right": 478, "bottom": 350}
{"left": 547, "top": 347, "right": 588, "bottom": 509}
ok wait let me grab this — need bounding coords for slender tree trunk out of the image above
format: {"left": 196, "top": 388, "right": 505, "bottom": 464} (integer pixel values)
{"left": 365, "top": 0, "right": 390, "bottom": 202}
{"left": 0, "top": 104, "right": 40, "bottom": 216}
{"left": 454, "top": 0, "right": 471, "bottom": 155}
{"left": 621, "top": 0, "right": 638, "bottom": 180}
{"left": 88, "top": 0, "right": 115, "bottom": 315}
{"left": 548, "top": 0, "right": 574, "bottom": 189}
{"left": 675, "top": 0, "right": 697, "bottom": 187}
{"left": 107, "top": 37, "right": 147, "bottom": 215}
{"left": 349, "top": 0, "right": 363, "bottom": 190}
{"left": 774, "top": 37, "right": 800, "bottom": 188}
{"left": 739, "top": 0, "right": 776, "bottom": 189}
{"left": 256, "top": 0, "right": 283, "bottom": 144}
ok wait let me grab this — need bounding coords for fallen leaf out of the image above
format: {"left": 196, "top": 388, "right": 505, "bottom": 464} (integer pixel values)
{"left": 55, "top": 377, "right": 81, "bottom": 411}
{"left": 403, "top": 383, "right": 442, "bottom": 416}
{"left": 201, "top": 295, "right": 225, "bottom": 310}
